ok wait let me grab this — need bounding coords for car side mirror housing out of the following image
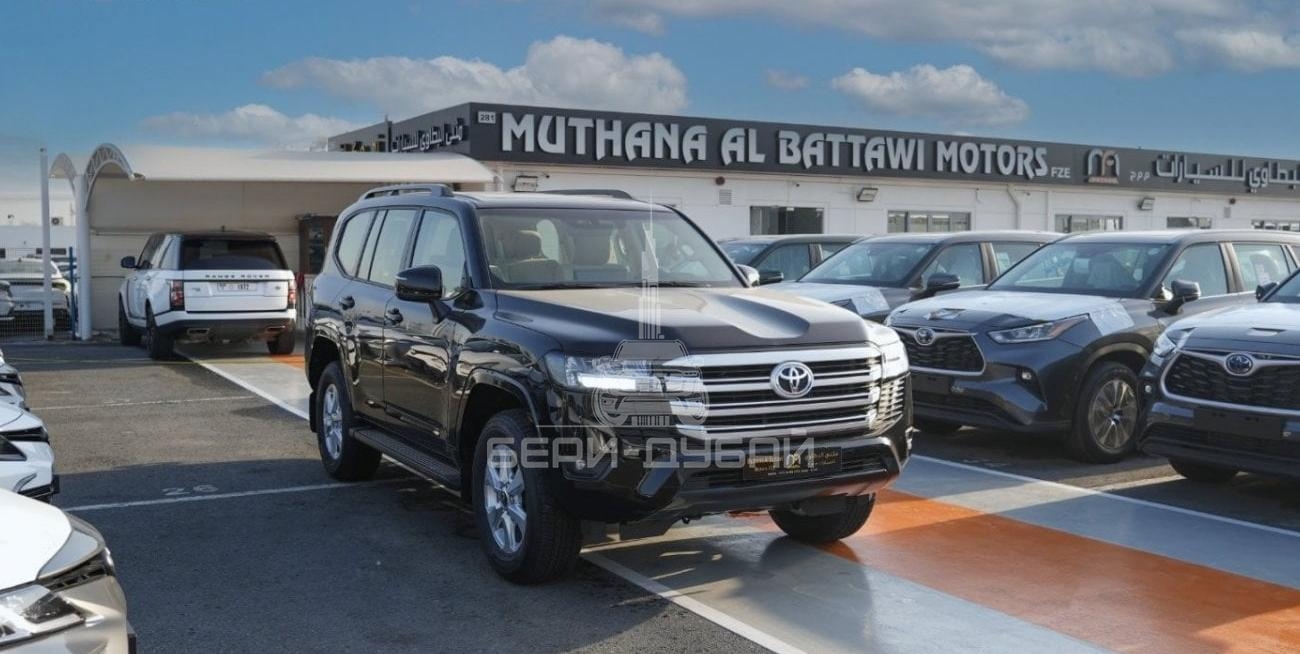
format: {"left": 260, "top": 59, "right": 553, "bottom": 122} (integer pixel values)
{"left": 120, "top": 256, "right": 137, "bottom": 270}
{"left": 757, "top": 269, "right": 785, "bottom": 285}
{"left": 914, "top": 272, "right": 961, "bottom": 299}
{"left": 737, "top": 264, "right": 761, "bottom": 287}
{"left": 1256, "top": 281, "right": 1279, "bottom": 301}
{"left": 1165, "top": 279, "right": 1201, "bottom": 314}
{"left": 395, "top": 265, "right": 444, "bottom": 302}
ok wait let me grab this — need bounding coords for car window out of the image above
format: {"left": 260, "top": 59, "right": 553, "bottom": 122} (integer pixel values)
{"left": 818, "top": 241, "right": 850, "bottom": 260}
{"left": 990, "top": 242, "right": 1042, "bottom": 275}
{"left": 180, "top": 238, "right": 286, "bottom": 271}
{"left": 366, "top": 209, "right": 418, "bottom": 287}
{"left": 802, "top": 241, "right": 934, "bottom": 286}
{"left": 410, "top": 210, "right": 468, "bottom": 295}
{"left": 138, "top": 235, "right": 162, "bottom": 269}
{"left": 335, "top": 211, "right": 375, "bottom": 277}
{"left": 1163, "top": 243, "right": 1229, "bottom": 296}
{"left": 755, "top": 244, "right": 812, "bottom": 281}
{"left": 1232, "top": 243, "right": 1294, "bottom": 289}
{"left": 991, "top": 242, "right": 1171, "bottom": 297}
{"left": 921, "top": 243, "right": 984, "bottom": 286}
{"left": 719, "top": 241, "right": 767, "bottom": 264}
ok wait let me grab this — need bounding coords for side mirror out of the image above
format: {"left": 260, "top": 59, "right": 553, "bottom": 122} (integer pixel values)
{"left": 395, "top": 265, "right": 444, "bottom": 302}
{"left": 1165, "top": 279, "right": 1201, "bottom": 314}
{"left": 914, "top": 272, "right": 961, "bottom": 299}
{"left": 120, "top": 256, "right": 137, "bottom": 270}
{"left": 757, "top": 269, "right": 785, "bottom": 285}
{"left": 1256, "top": 281, "right": 1279, "bottom": 301}
{"left": 737, "top": 264, "right": 761, "bottom": 287}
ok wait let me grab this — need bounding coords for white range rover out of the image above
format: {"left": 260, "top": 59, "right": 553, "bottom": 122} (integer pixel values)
{"left": 117, "top": 231, "right": 297, "bottom": 359}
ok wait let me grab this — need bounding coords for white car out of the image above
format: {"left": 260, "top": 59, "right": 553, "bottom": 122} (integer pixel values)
{"left": 0, "top": 347, "right": 27, "bottom": 409}
{"left": 0, "top": 403, "right": 55, "bottom": 501}
{"left": 0, "top": 280, "right": 14, "bottom": 322}
{"left": 117, "top": 231, "right": 297, "bottom": 360}
{"left": 0, "top": 490, "right": 134, "bottom": 653}
{"left": 0, "top": 259, "right": 71, "bottom": 328}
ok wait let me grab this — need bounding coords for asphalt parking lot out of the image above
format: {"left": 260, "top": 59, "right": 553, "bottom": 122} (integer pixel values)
{"left": 6, "top": 338, "right": 1300, "bottom": 652}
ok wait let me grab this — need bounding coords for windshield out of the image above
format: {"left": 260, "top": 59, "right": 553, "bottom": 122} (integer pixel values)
{"left": 800, "top": 241, "right": 934, "bottom": 286}
{"left": 990, "top": 242, "right": 1171, "bottom": 297}
{"left": 1268, "top": 270, "right": 1300, "bottom": 303}
{"left": 478, "top": 208, "right": 741, "bottom": 289}
{"left": 719, "top": 241, "right": 767, "bottom": 264}
{"left": 181, "top": 239, "right": 287, "bottom": 271}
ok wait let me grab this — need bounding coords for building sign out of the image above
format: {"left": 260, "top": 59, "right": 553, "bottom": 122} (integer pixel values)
{"left": 331, "top": 103, "right": 1300, "bottom": 197}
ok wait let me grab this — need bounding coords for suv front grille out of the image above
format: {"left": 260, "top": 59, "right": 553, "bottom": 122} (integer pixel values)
{"left": 895, "top": 328, "right": 984, "bottom": 373}
{"left": 1165, "top": 352, "right": 1300, "bottom": 412}
{"left": 671, "top": 347, "right": 905, "bottom": 439}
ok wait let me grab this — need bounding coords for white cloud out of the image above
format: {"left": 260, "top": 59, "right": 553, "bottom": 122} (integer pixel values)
{"left": 831, "top": 64, "right": 1030, "bottom": 127}
{"left": 141, "top": 104, "right": 360, "bottom": 148}
{"left": 765, "top": 69, "right": 809, "bottom": 91}
{"left": 262, "top": 35, "right": 688, "bottom": 118}
{"left": 585, "top": 0, "right": 1299, "bottom": 75}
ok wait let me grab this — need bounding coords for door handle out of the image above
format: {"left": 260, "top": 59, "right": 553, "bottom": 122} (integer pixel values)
{"left": 338, "top": 295, "right": 355, "bottom": 310}
{"left": 386, "top": 307, "right": 404, "bottom": 324}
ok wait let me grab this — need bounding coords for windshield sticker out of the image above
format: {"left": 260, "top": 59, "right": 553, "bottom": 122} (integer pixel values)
{"left": 1089, "top": 302, "right": 1134, "bottom": 334}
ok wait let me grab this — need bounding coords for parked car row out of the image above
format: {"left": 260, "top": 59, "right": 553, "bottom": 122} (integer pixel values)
{"left": 0, "top": 259, "right": 71, "bottom": 331}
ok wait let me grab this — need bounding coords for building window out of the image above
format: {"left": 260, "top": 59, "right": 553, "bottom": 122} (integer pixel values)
{"left": 1167, "top": 217, "right": 1212, "bottom": 229}
{"left": 750, "top": 206, "right": 824, "bottom": 235}
{"left": 1055, "top": 214, "right": 1123, "bottom": 233}
{"left": 887, "top": 211, "right": 972, "bottom": 233}
{"left": 1253, "top": 220, "right": 1300, "bottom": 232}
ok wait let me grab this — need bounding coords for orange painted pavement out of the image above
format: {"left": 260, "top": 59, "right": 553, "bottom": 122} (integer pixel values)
{"left": 268, "top": 354, "right": 304, "bottom": 369}
{"left": 802, "top": 490, "right": 1300, "bottom": 653}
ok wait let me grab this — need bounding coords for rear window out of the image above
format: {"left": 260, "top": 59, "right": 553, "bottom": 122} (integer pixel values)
{"left": 181, "top": 238, "right": 287, "bottom": 271}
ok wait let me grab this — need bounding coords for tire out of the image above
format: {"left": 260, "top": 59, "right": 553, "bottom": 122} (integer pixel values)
{"left": 473, "top": 409, "right": 582, "bottom": 584}
{"left": 1066, "top": 362, "right": 1140, "bottom": 464}
{"left": 267, "top": 329, "right": 295, "bottom": 355}
{"left": 143, "top": 307, "right": 175, "bottom": 360}
{"left": 1169, "top": 458, "right": 1238, "bottom": 483}
{"left": 770, "top": 494, "right": 876, "bottom": 544}
{"left": 913, "top": 418, "right": 962, "bottom": 435}
{"left": 315, "top": 361, "right": 381, "bottom": 481}
{"left": 118, "top": 301, "right": 141, "bottom": 346}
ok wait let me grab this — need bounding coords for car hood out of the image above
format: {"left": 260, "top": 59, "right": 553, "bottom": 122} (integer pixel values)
{"left": 0, "top": 403, "right": 41, "bottom": 431}
{"left": 0, "top": 490, "right": 71, "bottom": 589}
{"left": 769, "top": 281, "right": 911, "bottom": 318}
{"left": 1172, "top": 302, "right": 1300, "bottom": 351}
{"left": 496, "top": 286, "right": 873, "bottom": 354}
{"left": 890, "top": 290, "right": 1138, "bottom": 333}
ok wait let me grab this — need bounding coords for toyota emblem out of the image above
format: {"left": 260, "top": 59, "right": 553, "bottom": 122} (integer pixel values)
{"left": 1224, "top": 352, "right": 1256, "bottom": 377}
{"left": 915, "top": 327, "right": 937, "bottom": 347}
{"left": 771, "top": 361, "right": 815, "bottom": 399}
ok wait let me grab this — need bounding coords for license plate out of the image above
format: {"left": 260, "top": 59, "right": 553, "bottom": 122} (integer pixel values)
{"left": 217, "top": 282, "right": 255, "bottom": 292}
{"left": 914, "top": 373, "right": 952, "bottom": 396}
{"left": 742, "top": 448, "right": 842, "bottom": 482}
{"left": 1194, "top": 408, "right": 1285, "bottom": 439}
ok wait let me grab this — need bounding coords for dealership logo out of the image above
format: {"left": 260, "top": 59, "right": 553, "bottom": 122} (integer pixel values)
{"left": 1086, "top": 149, "right": 1121, "bottom": 184}
{"left": 1224, "top": 352, "right": 1256, "bottom": 376}
{"left": 771, "top": 361, "right": 814, "bottom": 399}
{"left": 915, "top": 327, "right": 937, "bottom": 347}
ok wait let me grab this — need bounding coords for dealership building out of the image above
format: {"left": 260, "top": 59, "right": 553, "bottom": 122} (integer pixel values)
{"left": 47, "top": 102, "right": 1300, "bottom": 337}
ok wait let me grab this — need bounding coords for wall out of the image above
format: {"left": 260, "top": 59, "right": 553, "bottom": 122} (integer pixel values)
{"left": 86, "top": 179, "right": 374, "bottom": 329}
{"left": 489, "top": 163, "right": 1300, "bottom": 239}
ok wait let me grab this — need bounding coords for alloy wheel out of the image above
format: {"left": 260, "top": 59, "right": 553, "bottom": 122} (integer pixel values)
{"left": 483, "top": 443, "right": 527, "bottom": 555}
{"left": 1088, "top": 378, "right": 1137, "bottom": 452}
{"left": 320, "top": 384, "right": 344, "bottom": 460}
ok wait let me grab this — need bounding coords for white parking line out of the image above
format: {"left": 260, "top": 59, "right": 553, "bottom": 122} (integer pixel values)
{"left": 31, "top": 395, "right": 255, "bottom": 411}
{"left": 63, "top": 478, "right": 413, "bottom": 512}
{"left": 1090, "top": 474, "right": 1186, "bottom": 492}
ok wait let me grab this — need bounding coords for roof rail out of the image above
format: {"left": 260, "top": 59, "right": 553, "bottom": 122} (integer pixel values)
{"left": 538, "top": 189, "right": 635, "bottom": 200}
{"left": 360, "top": 184, "right": 455, "bottom": 201}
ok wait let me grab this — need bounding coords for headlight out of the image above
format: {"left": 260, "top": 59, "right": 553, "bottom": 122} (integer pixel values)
{"left": 988, "top": 316, "right": 1088, "bottom": 344}
{"left": 1154, "top": 328, "right": 1192, "bottom": 358}
{"left": 544, "top": 352, "right": 699, "bottom": 393}
{"left": 0, "top": 516, "right": 110, "bottom": 647}
{"left": 867, "top": 322, "right": 909, "bottom": 378}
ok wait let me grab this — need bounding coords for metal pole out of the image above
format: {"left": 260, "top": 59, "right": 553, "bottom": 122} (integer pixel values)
{"left": 40, "top": 148, "right": 53, "bottom": 339}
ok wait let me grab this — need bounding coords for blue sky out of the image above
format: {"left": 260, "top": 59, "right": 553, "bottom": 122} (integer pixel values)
{"left": 4, "top": 0, "right": 1300, "bottom": 183}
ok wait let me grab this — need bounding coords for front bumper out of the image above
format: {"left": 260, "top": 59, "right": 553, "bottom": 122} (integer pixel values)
{"left": 907, "top": 335, "right": 1083, "bottom": 434}
{"left": 11, "top": 575, "right": 135, "bottom": 654}
{"left": 3, "top": 441, "right": 56, "bottom": 499}
{"left": 1138, "top": 382, "right": 1300, "bottom": 479}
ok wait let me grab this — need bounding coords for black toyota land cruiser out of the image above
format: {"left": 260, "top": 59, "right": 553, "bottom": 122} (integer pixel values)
{"left": 305, "top": 185, "right": 912, "bottom": 582}
{"left": 1138, "top": 268, "right": 1300, "bottom": 482}
{"left": 887, "top": 230, "right": 1300, "bottom": 463}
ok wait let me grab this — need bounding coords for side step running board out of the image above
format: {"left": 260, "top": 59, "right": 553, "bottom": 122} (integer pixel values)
{"left": 352, "top": 428, "right": 462, "bottom": 490}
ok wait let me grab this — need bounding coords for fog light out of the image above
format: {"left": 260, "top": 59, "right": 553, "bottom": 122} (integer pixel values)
{"left": 1144, "top": 384, "right": 1153, "bottom": 395}
{"left": 1019, "top": 370, "right": 1034, "bottom": 382}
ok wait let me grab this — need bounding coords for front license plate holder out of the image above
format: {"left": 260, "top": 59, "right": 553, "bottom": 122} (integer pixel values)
{"left": 1194, "top": 408, "right": 1285, "bottom": 439}
{"left": 914, "top": 373, "right": 953, "bottom": 396}
{"left": 743, "top": 448, "right": 843, "bottom": 482}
